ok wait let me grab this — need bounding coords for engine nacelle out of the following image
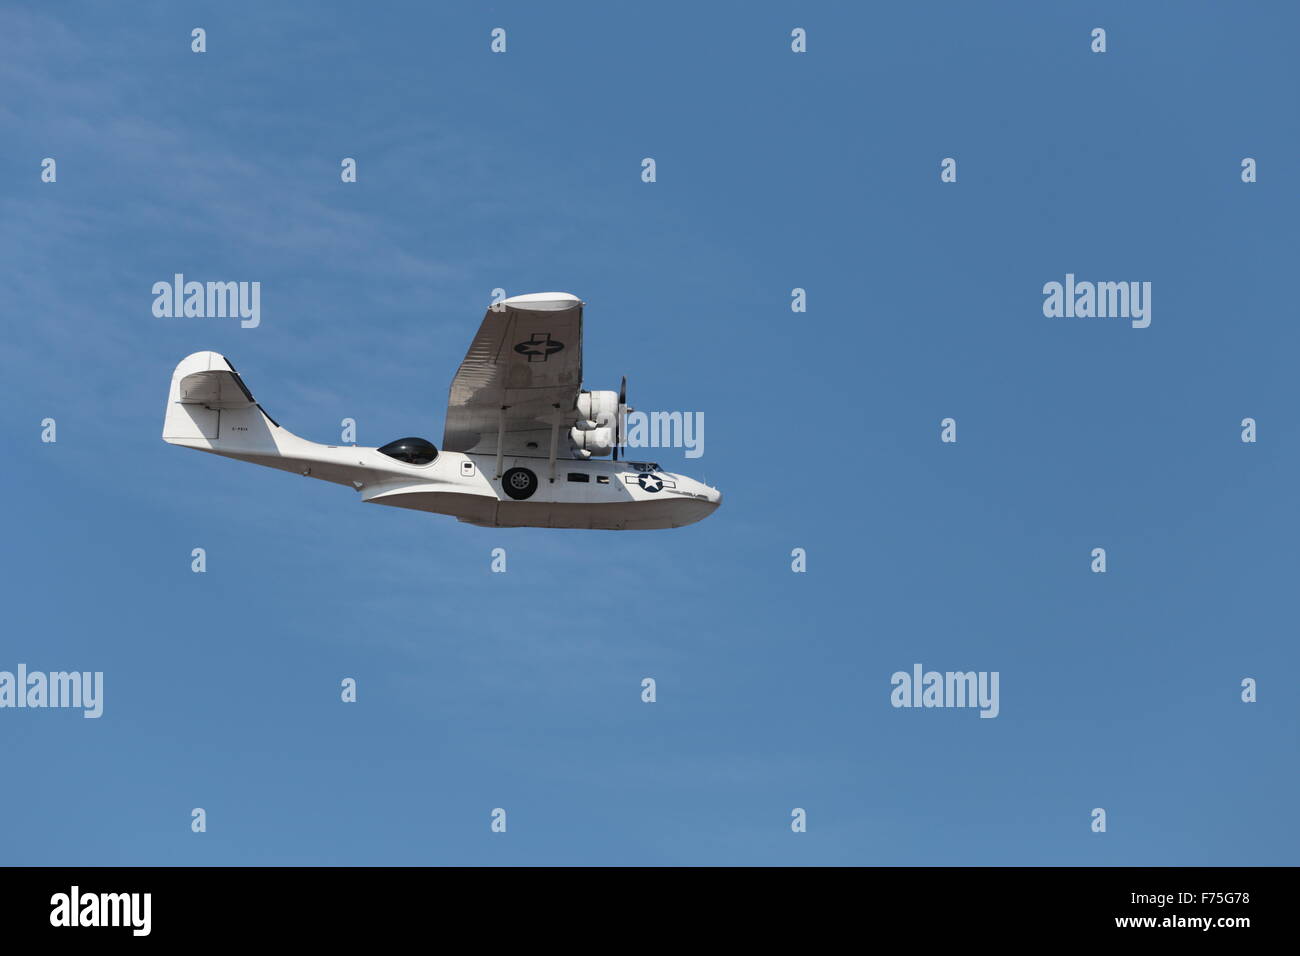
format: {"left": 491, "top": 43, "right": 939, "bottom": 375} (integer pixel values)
{"left": 577, "top": 390, "right": 619, "bottom": 427}
{"left": 570, "top": 425, "right": 613, "bottom": 457}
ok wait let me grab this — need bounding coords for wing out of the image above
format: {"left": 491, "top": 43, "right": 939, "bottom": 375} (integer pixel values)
{"left": 442, "top": 292, "right": 584, "bottom": 457}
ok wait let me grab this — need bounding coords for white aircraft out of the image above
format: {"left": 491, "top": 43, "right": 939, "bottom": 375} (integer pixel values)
{"left": 162, "top": 292, "right": 722, "bottom": 530}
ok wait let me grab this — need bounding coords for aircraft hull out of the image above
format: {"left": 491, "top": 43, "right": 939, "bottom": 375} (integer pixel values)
{"left": 365, "top": 487, "right": 718, "bottom": 530}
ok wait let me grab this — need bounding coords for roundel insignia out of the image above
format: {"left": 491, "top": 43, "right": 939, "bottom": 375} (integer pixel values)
{"left": 513, "top": 332, "right": 565, "bottom": 362}
{"left": 637, "top": 473, "right": 664, "bottom": 493}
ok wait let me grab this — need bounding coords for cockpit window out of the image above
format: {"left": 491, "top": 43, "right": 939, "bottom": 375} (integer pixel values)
{"left": 378, "top": 437, "right": 438, "bottom": 465}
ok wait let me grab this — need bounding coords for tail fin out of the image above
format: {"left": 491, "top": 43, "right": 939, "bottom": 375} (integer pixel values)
{"left": 163, "top": 351, "right": 282, "bottom": 449}
{"left": 163, "top": 352, "right": 385, "bottom": 490}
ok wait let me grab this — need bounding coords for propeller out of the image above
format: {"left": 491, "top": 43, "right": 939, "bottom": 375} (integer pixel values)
{"left": 614, "top": 375, "right": 627, "bottom": 461}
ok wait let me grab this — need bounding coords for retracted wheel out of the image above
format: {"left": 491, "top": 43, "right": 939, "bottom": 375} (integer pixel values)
{"left": 502, "top": 467, "right": 538, "bottom": 500}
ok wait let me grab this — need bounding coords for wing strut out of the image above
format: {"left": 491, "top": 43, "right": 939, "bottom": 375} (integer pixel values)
{"left": 547, "top": 416, "right": 559, "bottom": 483}
{"left": 494, "top": 406, "right": 507, "bottom": 479}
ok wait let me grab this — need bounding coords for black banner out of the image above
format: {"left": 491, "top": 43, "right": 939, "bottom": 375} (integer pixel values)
{"left": 0, "top": 866, "right": 1280, "bottom": 941}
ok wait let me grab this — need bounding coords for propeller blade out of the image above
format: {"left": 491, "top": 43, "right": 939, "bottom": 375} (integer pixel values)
{"left": 614, "top": 375, "right": 627, "bottom": 461}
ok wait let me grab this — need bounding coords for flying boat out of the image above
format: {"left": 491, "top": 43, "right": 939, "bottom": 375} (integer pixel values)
{"left": 161, "top": 292, "right": 722, "bottom": 529}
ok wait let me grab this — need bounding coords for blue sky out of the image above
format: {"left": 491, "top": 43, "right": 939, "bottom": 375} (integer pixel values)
{"left": 3, "top": 1, "right": 1297, "bottom": 865}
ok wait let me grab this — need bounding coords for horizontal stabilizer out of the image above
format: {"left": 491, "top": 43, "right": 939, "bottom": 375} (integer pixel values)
{"left": 176, "top": 368, "right": 257, "bottom": 409}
